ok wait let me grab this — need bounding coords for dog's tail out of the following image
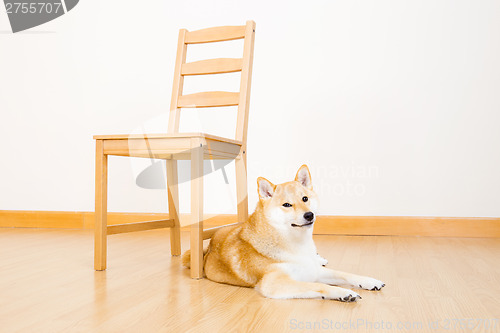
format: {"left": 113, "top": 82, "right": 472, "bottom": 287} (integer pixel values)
{"left": 182, "top": 248, "right": 209, "bottom": 269}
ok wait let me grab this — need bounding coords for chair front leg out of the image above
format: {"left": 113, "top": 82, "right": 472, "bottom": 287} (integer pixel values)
{"left": 166, "top": 159, "right": 181, "bottom": 256}
{"left": 190, "top": 140, "right": 204, "bottom": 278}
{"left": 94, "top": 140, "right": 108, "bottom": 271}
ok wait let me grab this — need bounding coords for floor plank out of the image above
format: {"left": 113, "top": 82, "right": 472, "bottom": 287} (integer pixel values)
{"left": 0, "top": 228, "right": 499, "bottom": 332}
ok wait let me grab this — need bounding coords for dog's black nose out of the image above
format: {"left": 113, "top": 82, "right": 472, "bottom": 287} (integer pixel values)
{"left": 304, "top": 212, "right": 314, "bottom": 221}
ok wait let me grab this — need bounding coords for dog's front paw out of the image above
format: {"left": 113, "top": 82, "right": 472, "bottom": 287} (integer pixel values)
{"left": 356, "top": 277, "right": 385, "bottom": 291}
{"left": 325, "top": 287, "right": 361, "bottom": 302}
{"left": 317, "top": 253, "right": 328, "bottom": 266}
{"left": 336, "top": 293, "right": 361, "bottom": 302}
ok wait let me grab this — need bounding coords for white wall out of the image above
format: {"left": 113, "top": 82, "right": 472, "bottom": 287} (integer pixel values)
{"left": 1, "top": 0, "right": 499, "bottom": 217}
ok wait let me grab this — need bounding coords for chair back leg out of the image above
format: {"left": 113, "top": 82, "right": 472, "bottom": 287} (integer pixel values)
{"left": 235, "top": 151, "right": 249, "bottom": 223}
{"left": 166, "top": 159, "right": 181, "bottom": 256}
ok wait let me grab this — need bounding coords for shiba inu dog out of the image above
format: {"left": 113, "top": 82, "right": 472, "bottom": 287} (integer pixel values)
{"left": 183, "top": 165, "right": 385, "bottom": 302}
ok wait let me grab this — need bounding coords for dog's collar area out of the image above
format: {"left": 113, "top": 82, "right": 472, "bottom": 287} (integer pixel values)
{"left": 291, "top": 221, "right": 314, "bottom": 228}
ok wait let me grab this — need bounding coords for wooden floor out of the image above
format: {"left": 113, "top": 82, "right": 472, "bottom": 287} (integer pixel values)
{"left": 0, "top": 228, "right": 499, "bottom": 333}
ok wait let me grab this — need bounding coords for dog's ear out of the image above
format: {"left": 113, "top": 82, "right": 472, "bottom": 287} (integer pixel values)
{"left": 257, "top": 177, "right": 275, "bottom": 199}
{"left": 295, "top": 165, "right": 313, "bottom": 189}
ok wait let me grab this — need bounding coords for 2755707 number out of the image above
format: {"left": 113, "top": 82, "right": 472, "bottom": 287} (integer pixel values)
{"left": 5, "top": 2, "right": 63, "bottom": 14}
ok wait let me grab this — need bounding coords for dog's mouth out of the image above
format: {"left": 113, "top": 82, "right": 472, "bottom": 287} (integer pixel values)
{"left": 291, "top": 221, "right": 314, "bottom": 228}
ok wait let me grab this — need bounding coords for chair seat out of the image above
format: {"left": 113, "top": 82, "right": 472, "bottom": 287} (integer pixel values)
{"left": 93, "top": 132, "right": 243, "bottom": 160}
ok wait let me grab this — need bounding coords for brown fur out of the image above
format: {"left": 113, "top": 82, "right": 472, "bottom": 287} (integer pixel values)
{"left": 182, "top": 165, "right": 385, "bottom": 301}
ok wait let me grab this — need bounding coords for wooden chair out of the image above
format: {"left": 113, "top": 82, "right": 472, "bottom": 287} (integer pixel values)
{"left": 93, "top": 21, "right": 256, "bottom": 278}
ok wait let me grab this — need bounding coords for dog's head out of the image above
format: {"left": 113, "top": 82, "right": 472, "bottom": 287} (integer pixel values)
{"left": 257, "top": 165, "right": 319, "bottom": 231}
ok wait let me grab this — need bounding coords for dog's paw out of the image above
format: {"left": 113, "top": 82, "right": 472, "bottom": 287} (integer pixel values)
{"left": 356, "top": 277, "right": 385, "bottom": 291}
{"left": 317, "top": 253, "right": 328, "bottom": 266}
{"left": 325, "top": 287, "right": 361, "bottom": 302}
{"left": 336, "top": 293, "right": 361, "bottom": 302}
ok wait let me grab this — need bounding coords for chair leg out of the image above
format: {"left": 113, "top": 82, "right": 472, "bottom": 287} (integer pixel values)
{"left": 190, "top": 140, "right": 204, "bottom": 279}
{"left": 94, "top": 140, "right": 108, "bottom": 271}
{"left": 235, "top": 151, "right": 249, "bottom": 223}
{"left": 166, "top": 159, "right": 181, "bottom": 256}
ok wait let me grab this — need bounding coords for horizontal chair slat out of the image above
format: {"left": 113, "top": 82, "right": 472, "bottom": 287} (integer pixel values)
{"left": 107, "top": 219, "right": 174, "bottom": 235}
{"left": 185, "top": 25, "right": 246, "bottom": 44}
{"left": 202, "top": 222, "right": 241, "bottom": 240}
{"left": 178, "top": 91, "right": 239, "bottom": 108}
{"left": 181, "top": 58, "right": 243, "bottom": 75}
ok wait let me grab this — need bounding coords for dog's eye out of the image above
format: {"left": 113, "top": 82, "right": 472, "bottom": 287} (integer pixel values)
{"left": 282, "top": 203, "right": 292, "bottom": 207}
{"left": 302, "top": 196, "right": 308, "bottom": 202}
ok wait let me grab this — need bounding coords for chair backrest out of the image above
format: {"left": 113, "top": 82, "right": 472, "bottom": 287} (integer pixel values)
{"left": 167, "top": 21, "right": 256, "bottom": 147}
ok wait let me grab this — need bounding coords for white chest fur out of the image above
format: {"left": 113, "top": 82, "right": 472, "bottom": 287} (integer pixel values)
{"left": 274, "top": 239, "right": 322, "bottom": 283}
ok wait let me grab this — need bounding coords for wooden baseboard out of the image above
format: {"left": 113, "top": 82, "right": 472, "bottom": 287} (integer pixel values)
{"left": 312, "top": 215, "right": 500, "bottom": 238}
{"left": 0, "top": 211, "right": 236, "bottom": 231}
{"left": 0, "top": 210, "right": 499, "bottom": 238}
